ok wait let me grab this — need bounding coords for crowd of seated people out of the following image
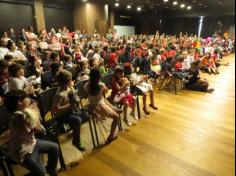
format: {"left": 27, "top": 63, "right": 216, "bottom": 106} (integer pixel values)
{"left": 0, "top": 26, "right": 235, "bottom": 175}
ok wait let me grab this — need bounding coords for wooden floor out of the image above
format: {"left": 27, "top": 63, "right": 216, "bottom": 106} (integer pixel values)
{"left": 58, "top": 54, "right": 235, "bottom": 176}
{"left": 2, "top": 54, "right": 235, "bottom": 176}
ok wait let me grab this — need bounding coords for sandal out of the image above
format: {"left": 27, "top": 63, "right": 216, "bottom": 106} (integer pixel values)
{"left": 130, "top": 112, "right": 138, "bottom": 120}
{"left": 106, "top": 136, "right": 118, "bottom": 144}
{"left": 143, "top": 108, "right": 150, "bottom": 115}
{"left": 123, "top": 119, "right": 132, "bottom": 126}
{"left": 149, "top": 104, "right": 158, "bottom": 110}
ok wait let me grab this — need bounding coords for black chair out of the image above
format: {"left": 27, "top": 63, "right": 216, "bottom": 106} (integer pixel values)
{"left": 41, "top": 71, "right": 53, "bottom": 90}
{"left": 0, "top": 106, "right": 9, "bottom": 135}
{"left": 37, "top": 87, "right": 66, "bottom": 170}
{"left": 75, "top": 80, "right": 89, "bottom": 106}
{"left": 74, "top": 80, "right": 99, "bottom": 148}
{"left": 158, "top": 58, "right": 183, "bottom": 95}
{"left": 0, "top": 106, "right": 15, "bottom": 176}
{"left": 101, "top": 73, "right": 115, "bottom": 90}
{"left": 66, "top": 67, "right": 78, "bottom": 81}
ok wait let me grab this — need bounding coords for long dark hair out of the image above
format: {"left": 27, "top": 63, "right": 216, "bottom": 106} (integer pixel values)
{"left": 89, "top": 68, "right": 101, "bottom": 96}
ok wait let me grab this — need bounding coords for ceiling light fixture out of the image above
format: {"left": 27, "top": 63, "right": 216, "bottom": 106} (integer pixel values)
{"left": 137, "top": 7, "right": 142, "bottom": 11}
{"left": 127, "top": 5, "right": 131, "bottom": 9}
{"left": 173, "top": 1, "right": 178, "bottom": 5}
{"left": 180, "top": 4, "right": 185, "bottom": 8}
{"left": 163, "top": 0, "right": 169, "bottom": 2}
{"left": 187, "top": 6, "right": 192, "bottom": 10}
{"left": 115, "top": 3, "right": 119, "bottom": 7}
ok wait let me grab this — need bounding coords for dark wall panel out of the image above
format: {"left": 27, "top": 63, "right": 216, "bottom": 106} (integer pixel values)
{"left": 0, "top": 2, "right": 34, "bottom": 32}
{"left": 44, "top": 6, "right": 74, "bottom": 31}
{"left": 114, "top": 9, "right": 135, "bottom": 26}
{"left": 201, "top": 16, "right": 235, "bottom": 37}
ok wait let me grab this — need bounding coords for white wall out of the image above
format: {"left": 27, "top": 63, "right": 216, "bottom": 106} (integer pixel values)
{"left": 114, "top": 25, "right": 135, "bottom": 36}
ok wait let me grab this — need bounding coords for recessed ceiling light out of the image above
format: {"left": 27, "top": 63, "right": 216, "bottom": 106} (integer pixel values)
{"left": 137, "top": 7, "right": 142, "bottom": 11}
{"left": 192, "top": 0, "right": 197, "bottom": 2}
{"left": 127, "top": 5, "right": 131, "bottom": 9}
{"left": 198, "top": 3, "right": 203, "bottom": 6}
{"left": 180, "top": 4, "right": 185, "bottom": 8}
{"left": 173, "top": 1, "right": 178, "bottom": 5}
{"left": 82, "top": 0, "right": 87, "bottom": 2}
{"left": 187, "top": 6, "right": 192, "bottom": 10}
{"left": 163, "top": 0, "right": 169, "bottom": 2}
{"left": 115, "top": 3, "right": 119, "bottom": 7}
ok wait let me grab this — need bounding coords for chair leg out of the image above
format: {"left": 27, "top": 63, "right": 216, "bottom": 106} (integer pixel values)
{"left": 136, "top": 96, "right": 141, "bottom": 119}
{"left": 118, "top": 115, "right": 123, "bottom": 131}
{"left": 88, "top": 116, "right": 96, "bottom": 148}
{"left": 174, "top": 77, "right": 177, "bottom": 95}
{"left": 0, "top": 159, "right": 9, "bottom": 176}
{"left": 5, "top": 160, "right": 14, "bottom": 176}
{"left": 92, "top": 116, "right": 99, "bottom": 147}
{"left": 158, "top": 77, "right": 166, "bottom": 90}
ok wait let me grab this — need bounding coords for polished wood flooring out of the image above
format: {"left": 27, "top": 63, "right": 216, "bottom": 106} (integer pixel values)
{"left": 2, "top": 54, "right": 235, "bottom": 176}
{"left": 59, "top": 54, "right": 235, "bottom": 176}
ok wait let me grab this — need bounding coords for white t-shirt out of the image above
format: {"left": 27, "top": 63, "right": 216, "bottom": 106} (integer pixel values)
{"left": 183, "top": 55, "right": 194, "bottom": 70}
{"left": 7, "top": 50, "right": 27, "bottom": 61}
{"left": 0, "top": 47, "right": 9, "bottom": 60}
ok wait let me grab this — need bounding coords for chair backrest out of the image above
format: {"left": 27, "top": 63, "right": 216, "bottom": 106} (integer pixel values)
{"left": 37, "top": 87, "right": 58, "bottom": 123}
{"left": 41, "top": 71, "right": 52, "bottom": 90}
{"left": 0, "top": 106, "right": 9, "bottom": 135}
{"left": 66, "top": 67, "right": 78, "bottom": 81}
{"left": 74, "top": 80, "right": 88, "bottom": 100}
{"left": 101, "top": 73, "right": 115, "bottom": 90}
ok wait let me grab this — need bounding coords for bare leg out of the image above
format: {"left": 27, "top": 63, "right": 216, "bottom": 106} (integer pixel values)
{"left": 150, "top": 91, "right": 158, "bottom": 110}
{"left": 142, "top": 93, "right": 150, "bottom": 115}
{"left": 123, "top": 103, "right": 132, "bottom": 125}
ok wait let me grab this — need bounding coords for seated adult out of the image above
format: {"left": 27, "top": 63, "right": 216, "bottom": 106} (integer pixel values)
{"left": 185, "top": 60, "right": 214, "bottom": 93}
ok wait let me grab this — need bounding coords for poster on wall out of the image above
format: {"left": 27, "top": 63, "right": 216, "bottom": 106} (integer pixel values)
{"left": 114, "top": 25, "right": 135, "bottom": 36}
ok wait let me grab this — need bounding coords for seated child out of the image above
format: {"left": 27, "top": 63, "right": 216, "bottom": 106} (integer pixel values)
{"left": 127, "top": 66, "right": 158, "bottom": 115}
{"left": 4, "top": 90, "right": 59, "bottom": 176}
{"left": 110, "top": 66, "right": 137, "bottom": 126}
{"left": 52, "top": 70, "right": 89, "bottom": 151}
{"left": 64, "top": 54, "right": 75, "bottom": 70}
{"left": 8, "top": 63, "right": 38, "bottom": 96}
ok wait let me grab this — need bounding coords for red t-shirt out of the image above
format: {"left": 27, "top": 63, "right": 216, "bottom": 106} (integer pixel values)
{"left": 109, "top": 53, "right": 118, "bottom": 67}
{"left": 175, "top": 61, "right": 182, "bottom": 71}
{"left": 161, "top": 54, "right": 166, "bottom": 60}
{"left": 168, "top": 50, "right": 176, "bottom": 57}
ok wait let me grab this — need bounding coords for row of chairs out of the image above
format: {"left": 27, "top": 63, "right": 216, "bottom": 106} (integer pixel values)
{"left": 0, "top": 74, "right": 125, "bottom": 176}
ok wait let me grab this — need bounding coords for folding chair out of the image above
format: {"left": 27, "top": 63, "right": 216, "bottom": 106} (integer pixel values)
{"left": 40, "top": 71, "right": 53, "bottom": 90}
{"left": 74, "top": 80, "right": 99, "bottom": 148}
{"left": 0, "top": 106, "right": 18, "bottom": 176}
{"left": 37, "top": 87, "right": 66, "bottom": 170}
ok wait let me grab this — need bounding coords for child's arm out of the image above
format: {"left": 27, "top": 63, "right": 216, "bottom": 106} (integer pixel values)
{"left": 113, "top": 78, "right": 129, "bottom": 92}
{"left": 52, "top": 95, "right": 73, "bottom": 114}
